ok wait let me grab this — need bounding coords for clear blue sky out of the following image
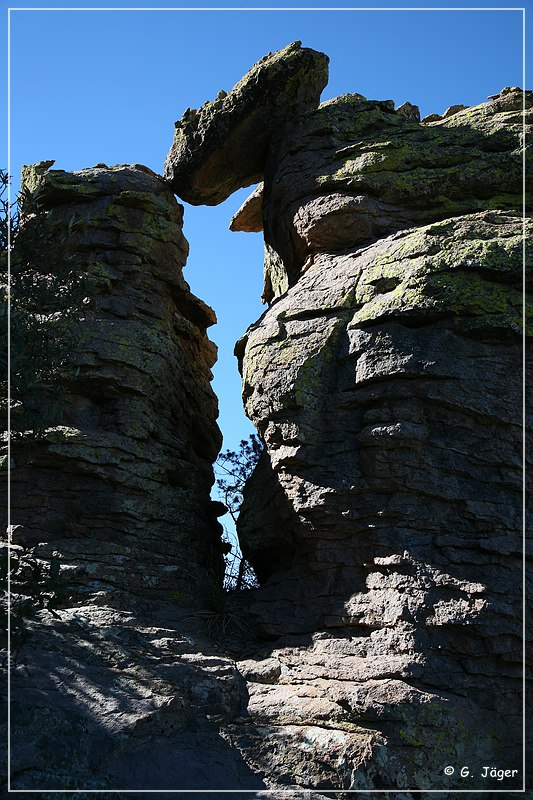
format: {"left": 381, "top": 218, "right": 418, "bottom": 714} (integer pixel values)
{"left": 1, "top": 1, "right": 527, "bottom": 486}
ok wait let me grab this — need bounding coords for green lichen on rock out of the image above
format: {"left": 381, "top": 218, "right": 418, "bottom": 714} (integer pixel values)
{"left": 262, "top": 86, "right": 531, "bottom": 298}
{"left": 20, "top": 160, "right": 56, "bottom": 195}
{"left": 347, "top": 212, "right": 530, "bottom": 335}
{"left": 293, "top": 316, "right": 346, "bottom": 412}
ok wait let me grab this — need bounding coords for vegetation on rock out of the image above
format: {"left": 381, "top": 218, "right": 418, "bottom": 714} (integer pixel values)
{"left": 215, "top": 433, "right": 262, "bottom": 591}
{"left": 0, "top": 168, "right": 91, "bottom": 445}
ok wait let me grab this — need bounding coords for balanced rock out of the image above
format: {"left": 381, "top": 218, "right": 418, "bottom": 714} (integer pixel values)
{"left": 4, "top": 42, "right": 531, "bottom": 794}
{"left": 164, "top": 42, "right": 329, "bottom": 205}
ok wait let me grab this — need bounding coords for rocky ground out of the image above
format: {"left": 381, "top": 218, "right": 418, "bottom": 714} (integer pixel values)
{"left": 2, "top": 589, "right": 524, "bottom": 795}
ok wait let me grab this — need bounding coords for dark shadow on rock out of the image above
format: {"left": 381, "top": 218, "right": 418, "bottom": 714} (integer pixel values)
{"left": 6, "top": 598, "right": 267, "bottom": 792}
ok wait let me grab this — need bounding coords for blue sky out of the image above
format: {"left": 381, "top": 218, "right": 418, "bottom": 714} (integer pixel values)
{"left": 1, "top": 2, "right": 527, "bottom": 522}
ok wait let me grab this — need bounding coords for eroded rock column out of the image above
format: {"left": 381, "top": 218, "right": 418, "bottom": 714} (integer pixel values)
{"left": 232, "top": 90, "right": 531, "bottom": 790}
{"left": 8, "top": 163, "right": 224, "bottom": 599}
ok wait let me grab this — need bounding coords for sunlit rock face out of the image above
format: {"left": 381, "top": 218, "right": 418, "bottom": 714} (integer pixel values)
{"left": 258, "top": 87, "right": 530, "bottom": 302}
{"left": 7, "top": 163, "right": 225, "bottom": 600}
{"left": 232, "top": 86, "right": 531, "bottom": 790}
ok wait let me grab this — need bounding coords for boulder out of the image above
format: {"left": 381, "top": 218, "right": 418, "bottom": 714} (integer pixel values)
{"left": 396, "top": 101, "right": 420, "bottom": 122}
{"left": 6, "top": 598, "right": 266, "bottom": 792}
{"left": 443, "top": 103, "right": 468, "bottom": 118}
{"left": 164, "top": 42, "right": 329, "bottom": 205}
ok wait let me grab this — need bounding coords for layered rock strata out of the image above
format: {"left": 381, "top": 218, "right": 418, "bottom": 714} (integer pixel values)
{"left": 7, "top": 163, "right": 224, "bottom": 600}
{"left": 233, "top": 212, "right": 529, "bottom": 790}
{"left": 258, "top": 86, "right": 530, "bottom": 302}
{"left": 3, "top": 44, "right": 530, "bottom": 797}
{"left": 231, "top": 88, "right": 530, "bottom": 791}
{"left": 164, "top": 42, "right": 530, "bottom": 792}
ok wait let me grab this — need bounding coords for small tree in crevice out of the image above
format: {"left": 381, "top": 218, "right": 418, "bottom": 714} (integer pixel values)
{"left": 215, "top": 433, "right": 262, "bottom": 591}
{"left": 1, "top": 168, "right": 92, "bottom": 447}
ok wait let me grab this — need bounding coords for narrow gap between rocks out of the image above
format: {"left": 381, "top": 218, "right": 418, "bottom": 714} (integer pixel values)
{"left": 179, "top": 191, "right": 265, "bottom": 592}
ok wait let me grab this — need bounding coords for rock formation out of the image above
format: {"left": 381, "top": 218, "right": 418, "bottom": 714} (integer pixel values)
{"left": 6, "top": 163, "right": 225, "bottom": 600}
{"left": 2, "top": 42, "right": 530, "bottom": 797}
{"left": 164, "top": 41, "right": 329, "bottom": 205}
{"left": 232, "top": 89, "right": 530, "bottom": 793}
{"left": 233, "top": 88, "right": 530, "bottom": 792}
{"left": 231, "top": 211, "right": 528, "bottom": 790}
{"left": 166, "top": 43, "right": 530, "bottom": 791}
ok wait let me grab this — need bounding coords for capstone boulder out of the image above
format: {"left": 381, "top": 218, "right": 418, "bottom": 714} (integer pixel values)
{"left": 164, "top": 41, "right": 329, "bottom": 205}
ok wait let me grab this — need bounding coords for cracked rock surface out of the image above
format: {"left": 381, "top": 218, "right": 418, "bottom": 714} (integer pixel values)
{"left": 5, "top": 164, "right": 225, "bottom": 600}
{"left": 259, "top": 86, "right": 532, "bottom": 302}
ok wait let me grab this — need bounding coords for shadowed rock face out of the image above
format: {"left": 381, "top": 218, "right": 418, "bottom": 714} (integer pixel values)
{"left": 164, "top": 42, "right": 531, "bottom": 790}
{"left": 2, "top": 164, "right": 267, "bottom": 796}
{"left": 164, "top": 41, "right": 329, "bottom": 205}
{"left": 7, "top": 163, "right": 225, "bottom": 600}
{"left": 7, "top": 599, "right": 267, "bottom": 793}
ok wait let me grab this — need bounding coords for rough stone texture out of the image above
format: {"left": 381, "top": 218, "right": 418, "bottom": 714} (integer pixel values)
{"left": 442, "top": 103, "right": 468, "bottom": 118}
{"left": 3, "top": 45, "right": 530, "bottom": 797}
{"left": 260, "top": 87, "right": 531, "bottom": 302}
{"left": 396, "top": 102, "right": 420, "bottom": 122}
{"left": 5, "top": 163, "right": 225, "bottom": 600}
{"left": 234, "top": 211, "right": 528, "bottom": 789}
{"left": 164, "top": 41, "right": 329, "bottom": 205}
{"left": 229, "top": 80, "right": 530, "bottom": 791}
{"left": 231, "top": 635, "right": 507, "bottom": 793}
{"left": 4, "top": 596, "right": 266, "bottom": 793}
{"left": 230, "top": 182, "right": 264, "bottom": 232}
